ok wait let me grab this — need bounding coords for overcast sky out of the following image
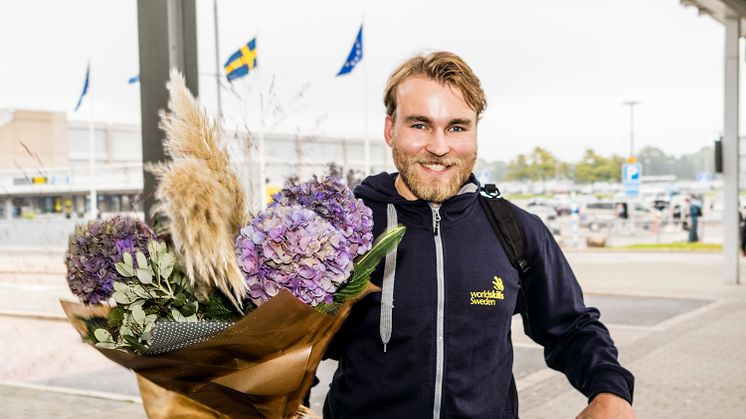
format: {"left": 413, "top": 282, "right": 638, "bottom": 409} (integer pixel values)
{"left": 1, "top": 0, "right": 742, "bottom": 163}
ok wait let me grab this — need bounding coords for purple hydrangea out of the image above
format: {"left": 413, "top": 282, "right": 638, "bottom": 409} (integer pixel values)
{"left": 65, "top": 216, "right": 156, "bottom": 304}
{"left": 235, "top": 205, "right": 354, "bottom": 307}
{"left": 271, "top": 176, "right": 373, "bottom": 256}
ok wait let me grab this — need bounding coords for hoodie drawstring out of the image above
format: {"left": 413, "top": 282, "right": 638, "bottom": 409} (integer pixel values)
{"left": 380, "top": 203, "right": 398, "bottom": 352}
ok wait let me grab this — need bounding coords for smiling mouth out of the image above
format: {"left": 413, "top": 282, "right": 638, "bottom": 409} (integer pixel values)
{"left": 420, "top": 163, "right": 452, "bottom": 173}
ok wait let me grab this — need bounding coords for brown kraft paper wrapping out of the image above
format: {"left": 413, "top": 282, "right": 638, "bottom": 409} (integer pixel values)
{"left": 61, "top": 284, "right": 377, "bottom": 418}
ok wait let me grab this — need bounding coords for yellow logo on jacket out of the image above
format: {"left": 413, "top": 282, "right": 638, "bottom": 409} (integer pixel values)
{"left": 469, "top": 276, "right": 505, "bottom": 306}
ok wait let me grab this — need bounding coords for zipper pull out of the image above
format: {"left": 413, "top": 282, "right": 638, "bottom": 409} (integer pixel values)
{"left": 432, "top": 209, "right": 441, "bottom": 236}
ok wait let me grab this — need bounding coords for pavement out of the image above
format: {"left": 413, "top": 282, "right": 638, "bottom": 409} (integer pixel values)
{"left": 2, "top": 250, "right": 746, "bottom": 418}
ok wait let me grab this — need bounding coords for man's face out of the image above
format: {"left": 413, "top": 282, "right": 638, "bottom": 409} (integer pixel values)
{"left": 385, "top": 76, "right": 478, "bottom": 203}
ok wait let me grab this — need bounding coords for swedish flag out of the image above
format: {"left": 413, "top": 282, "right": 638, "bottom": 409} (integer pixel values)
{"left": 224, "top": 38, "right": 258, "bottom": 82}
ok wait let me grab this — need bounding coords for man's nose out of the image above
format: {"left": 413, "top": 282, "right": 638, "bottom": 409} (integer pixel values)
{"left": 425, "top": 130, "right": 449, "bottom": 157}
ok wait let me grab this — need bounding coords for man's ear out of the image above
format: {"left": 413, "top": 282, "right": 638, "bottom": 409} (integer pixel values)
{"left": 384, "top": 115, "right": 394, "bottom": 147}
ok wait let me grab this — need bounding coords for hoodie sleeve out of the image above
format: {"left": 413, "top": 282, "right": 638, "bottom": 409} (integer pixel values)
{"left": 515, "top": 210, "right": 634, "bottom": 404}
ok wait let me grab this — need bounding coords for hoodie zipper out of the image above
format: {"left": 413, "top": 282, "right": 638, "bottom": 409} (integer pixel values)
{"left": 430, "top": 204, "right": 445, "bottom": 419}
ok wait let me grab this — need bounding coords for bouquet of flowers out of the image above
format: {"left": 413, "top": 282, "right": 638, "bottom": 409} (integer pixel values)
{"left": 61, "top": 71, "right": 404, "bottom": 418}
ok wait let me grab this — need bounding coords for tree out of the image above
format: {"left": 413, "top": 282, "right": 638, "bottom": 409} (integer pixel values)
{"left": 573, "top": 149, "right": 622, "bottom": 183}
{"left": 505, "top": 154, "right": 531, "bottom": 181}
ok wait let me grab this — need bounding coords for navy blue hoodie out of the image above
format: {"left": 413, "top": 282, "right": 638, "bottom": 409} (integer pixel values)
{"left": 324, "top": 172, "right": 633, "bottom": 418}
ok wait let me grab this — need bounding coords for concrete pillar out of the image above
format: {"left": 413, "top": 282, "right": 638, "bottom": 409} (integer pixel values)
{"left": 136, "top": 0, "right": 199, "bottom": 224}
{"left": 4, "top": 196, "right": 12, "bottom": 219}
{"left": 723, "top": 16, "right": 740, "bottom": 284}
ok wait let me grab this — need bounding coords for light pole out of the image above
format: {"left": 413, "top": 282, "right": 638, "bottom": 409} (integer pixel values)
{"left": 622, "top": 101, "right": 641, "bottom": 159}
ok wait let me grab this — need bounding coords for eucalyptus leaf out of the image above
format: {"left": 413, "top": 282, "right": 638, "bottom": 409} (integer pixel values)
{"left": 131, "top": 305, "right": 146, "bottom": 324}
{"left": 113, "top": 281, "right": 127, "bottom": 292}
{"left": 123, "top": 252, "right": 133, "bottom": 267}
{"left": 147, "top": 241, "right": 158, "bottom": 259}
{"left": 94, "top": 328, "right": 113, "bottom": 343}
{"left": 131, "top": 285, "right": 150, "bottom": 299}
{"left": 185, "top": 314, "right": 198, "bottom": 322}
{"left": 171, "top": 309, "right": 186, "bottom": 322}
{"left": 160, "top": 264, "right": 174, "bottom": 281}
{"left": 158, "top": 241, "right": 167, "bottom": 254}
{"left": 115, "top": 262, "right": 135, "bottom": 278}
{"left": 113, "top": 291, "right": 133, "bottom": 305}
{"left": 136, "top": 251, "right": 148, "bottom": 270}
{"left": 136, "top": 268, "right": 153, "bottom": 284}
{"left": 95, "top": 342, "right": 118, "bottom": 349}
{"left": 120, "top": 325, "right": 133, "bottom": 337}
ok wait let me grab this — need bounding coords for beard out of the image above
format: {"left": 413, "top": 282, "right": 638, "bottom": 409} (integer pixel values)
{"left": 392, "top": 143, "right": 476, "bottom": 203}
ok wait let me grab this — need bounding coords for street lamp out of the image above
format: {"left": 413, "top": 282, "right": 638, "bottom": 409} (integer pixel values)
{"left": 622, "top": 101, "right": 641, "bottom": 161}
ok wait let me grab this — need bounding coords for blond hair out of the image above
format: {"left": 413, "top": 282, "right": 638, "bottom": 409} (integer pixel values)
{"left": 384, "top": 51, "right": 487, "bottom": 119}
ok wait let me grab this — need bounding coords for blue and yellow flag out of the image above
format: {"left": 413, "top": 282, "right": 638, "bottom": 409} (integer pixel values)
{"left": 337, "top": 25, "right": 363, "bottom": 76}
{"left": 224, "top": 38, "right": 257, "bottom": 82}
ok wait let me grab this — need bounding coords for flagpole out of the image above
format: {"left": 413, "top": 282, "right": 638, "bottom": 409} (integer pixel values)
{"left": 362, "top": 18, "right": 370, "bottom": 176}
{"left": 254, "top": 35, "right": 266, "bottom": 210}
{"left": 87, "top": 64, "right": 97, "bottom": 220}
{"left": 213, "top": 0, "right": 223, "bottom": 118}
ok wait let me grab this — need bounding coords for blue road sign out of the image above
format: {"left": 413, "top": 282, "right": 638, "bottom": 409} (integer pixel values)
{"left": 622, "top": 163, "right": 641, "bottom": 197}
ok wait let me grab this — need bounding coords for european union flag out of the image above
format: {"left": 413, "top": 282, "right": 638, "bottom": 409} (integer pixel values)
{"left": 74, "top": 63, "right": 90, "bottom": 112}
{"left": 337, "top": 25, "right": 363, "bottom": 77}
{"left": 224, "top": 38, "right": 257, "bottom": 82}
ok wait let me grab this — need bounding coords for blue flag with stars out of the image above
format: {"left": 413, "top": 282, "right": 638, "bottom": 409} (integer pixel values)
{"left": 74, "top": 63, "right": 90, "bottom": 112}
{"left": 337, "top": 25, "right": 363, "bottom": 76}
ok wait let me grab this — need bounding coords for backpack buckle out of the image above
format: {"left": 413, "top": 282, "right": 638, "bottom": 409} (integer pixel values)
{"left": 482, "top": 183, "right": 501, "bottom": 198}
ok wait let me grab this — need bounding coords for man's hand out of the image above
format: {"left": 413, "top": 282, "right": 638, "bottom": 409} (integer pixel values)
{"left": 576, "top": 393, "right": 636, "bottom": 419}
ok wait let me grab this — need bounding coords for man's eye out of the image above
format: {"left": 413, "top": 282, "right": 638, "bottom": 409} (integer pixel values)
{"left": 411, "top": 123, "right": 426, "bottom": 130}
{"left": 450, "top": 126, "right": 465, "bottom": 132}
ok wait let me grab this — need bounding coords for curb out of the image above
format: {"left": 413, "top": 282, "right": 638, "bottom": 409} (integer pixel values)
{"left": 0, "top": 380, "right": 142, "bottom": 404}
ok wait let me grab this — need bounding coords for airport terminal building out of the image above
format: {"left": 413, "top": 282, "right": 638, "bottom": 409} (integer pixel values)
{"left": 0, "top": 109, "right": 391, "bottom": 220}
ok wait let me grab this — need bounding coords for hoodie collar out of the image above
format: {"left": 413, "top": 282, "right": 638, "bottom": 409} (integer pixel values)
{"left": 354, "top": 172, "right": 481, "bottom": 228}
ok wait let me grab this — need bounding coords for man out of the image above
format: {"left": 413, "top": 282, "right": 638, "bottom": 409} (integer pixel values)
{"left": 324, "top": 51, "right": 635, "bottom": 418}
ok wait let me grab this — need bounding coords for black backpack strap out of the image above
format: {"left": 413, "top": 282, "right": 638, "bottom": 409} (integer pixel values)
{"left": 479, "top": 184, "right": 532, "bottom": 325}
{"left": 478, "top": 185, "right": 529, "bottom": 275}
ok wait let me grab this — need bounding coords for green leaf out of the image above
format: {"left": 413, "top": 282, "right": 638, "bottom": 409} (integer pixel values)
{"left": 122, "top": 335, "right": 148, "bottom": 354}
{"left": 136, "top": 268, "right": 153, "bottom": 284}
{"left": 120, "top": 324, "right": 133, "bottom": 337}
{"left": 136, "top": 251, "right": 148, "bottom": 269}
{"left": 113, "top": 291, "right": 133, "bottom": 305}
{"left": 95, "top": 342, "right": 118, "bottom": 349}
{"left": 202, "top": 292, "right": 242, "bottom": 320}
{"left": 335, "top": 225, "right": 406, "bottom": 302}
{"left": 315, "top": 302, "right": 341, "bottom": 315}
{"left": 107, "top": 307, "right": 125, "bottom": 329}
{"left": 115, "top": 262, "right": 135, "bottom": 278}
{"left": 171, "top": 309, "right": 186, "bottom": 322}
{"left": 131, "top": 285, "right": 150, "bottom": 299}
{"left": 158, "top": 241, "right": 167, "bottom": 254}
{"left": 185, "top": 314, "right": 198, "bottom": 322}
{"left": 159, "top": 253, "right": 175, "bottom": 280}
{"left": 354, "top": 225, "right": 406, "bottom": 273}
{"left": 179, "top": 301, "right": 197, "bottom": 316}
{"left": 113, "top": 281, "right": 127, "bottom": 292}
{"left": 94, "top": 328, "right": 113, "bottom": 343}
{"left": 147, "top": 241, "right": 159, "bottom": 259}
{"left": 123, "top": 252, "right": 133, "bottom": 267}
{"left": 131, "top": 305, "right": 146, "bottom": 324}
